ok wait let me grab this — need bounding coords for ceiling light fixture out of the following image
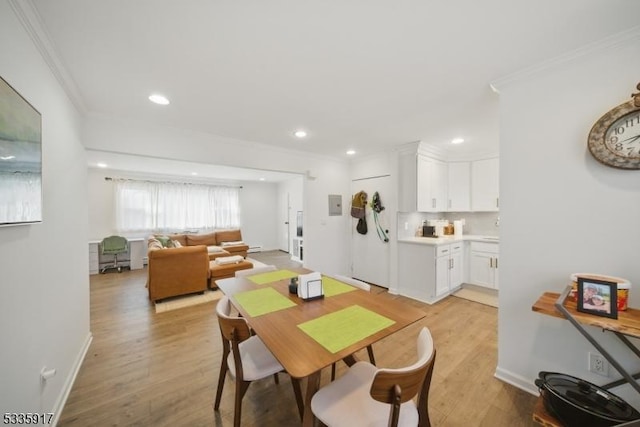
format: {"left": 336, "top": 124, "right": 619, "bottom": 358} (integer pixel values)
{"left": 451, "top": 138, "right": 465, "bottom": 144}
{"left": 346, "top": 150, "right": 356, "bottom": 155}
{"left": 294, "top": 130, "right": 307, "bottom": 138}
{"left": 0, "top": 155, "right": 16, "bottom": 160}
{"left": 97, "top": 162, "right": 107, "bottom": 168}
{"left": 191, "top": 172, "right": 198, "bottom": 176}
{"left": 149, "top": 94, "right": 170, "bottom": 105}
{"left": 259, "top": 177, "right": 266, "bottom": 181}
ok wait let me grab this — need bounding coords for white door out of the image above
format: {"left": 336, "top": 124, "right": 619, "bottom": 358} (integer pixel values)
{"left": 278, "top": 192, "right": 290, "bottom": 252}
{"left": 351, "top": 176, "right": 390, "bottom": 287}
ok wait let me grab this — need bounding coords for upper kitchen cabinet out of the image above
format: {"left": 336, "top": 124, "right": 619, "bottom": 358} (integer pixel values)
{"left": 471, "top": 157, "right": 499, "bottom": 212}
{"left": 447, "top": 162, "right": 471, "bottom": 211}
{"left": 417, "top": 155, "right": 448, "bottom": 212}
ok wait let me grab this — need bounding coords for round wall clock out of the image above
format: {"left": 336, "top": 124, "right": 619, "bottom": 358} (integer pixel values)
{"left": 587, "top": 82, "right": 640, "bottom": 170}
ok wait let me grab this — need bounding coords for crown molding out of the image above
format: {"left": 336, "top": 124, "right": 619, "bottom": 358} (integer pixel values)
{"left": 491, "top": 25, "right": 640, "bottom": 93}
{"left": 8, "top": 0, "right": 87, "bottom": 113}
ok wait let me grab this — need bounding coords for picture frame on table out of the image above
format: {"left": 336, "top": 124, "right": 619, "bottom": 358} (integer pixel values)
{"left": 577, "top": 277, "right": 618, "bottom": 319}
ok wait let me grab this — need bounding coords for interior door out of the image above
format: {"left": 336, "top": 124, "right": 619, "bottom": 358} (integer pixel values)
{"left": 278, "top": 191, "right": 290, "bottom": 252}
{"left": 351, "top": 175, "right": 390, "bottom": 288}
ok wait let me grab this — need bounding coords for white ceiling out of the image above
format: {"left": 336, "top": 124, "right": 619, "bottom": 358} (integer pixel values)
{"left": 31, "top": 1, "right": 640, "bottom": 173}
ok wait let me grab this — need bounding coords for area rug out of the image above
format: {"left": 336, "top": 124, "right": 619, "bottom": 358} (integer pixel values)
{"left": 154, "top": 257, "right": 267, "bottom": 313}
{"left": 155, "top": 289, "right": 224, "bottom": 313}
{"left": 452, "top": 284, "right": 499, "bottom": 308}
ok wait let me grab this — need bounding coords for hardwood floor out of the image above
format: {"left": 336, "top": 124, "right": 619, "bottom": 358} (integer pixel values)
{"left": 58, "top": 250, "right": 536, "bottom": 426}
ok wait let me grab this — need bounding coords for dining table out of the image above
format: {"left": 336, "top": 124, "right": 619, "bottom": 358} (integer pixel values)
{"left": 216, "top": 268, "right": 427, "bottom": 426}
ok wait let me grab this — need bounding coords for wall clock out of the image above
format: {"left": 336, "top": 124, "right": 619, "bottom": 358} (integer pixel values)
{"left": 587, "top": 82, "right": 640, "bottom": 170}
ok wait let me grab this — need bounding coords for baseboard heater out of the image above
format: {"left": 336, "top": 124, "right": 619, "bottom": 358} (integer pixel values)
{"left": 247, "top": 246, "right": 262, "bottom": 253}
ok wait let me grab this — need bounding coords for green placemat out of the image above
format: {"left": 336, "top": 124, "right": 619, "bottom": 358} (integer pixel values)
{"left": 321, "top": 276, "right": 358, "bottom": 298}
{"left": 235, "top": 287, "right": 296, "bottom": 317}
{"left": 247, "top": 269, "right": 299, "bottom": 285}
{"left": 298, "top": 305, "right": 395, "bottom": 353}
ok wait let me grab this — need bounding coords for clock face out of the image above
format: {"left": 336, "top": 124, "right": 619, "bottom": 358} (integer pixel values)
{"left": 604, "top": 110, "right": 640, "bottom": 159}
{"left": 588, "top": 97, "right": 640, "bottom": 170}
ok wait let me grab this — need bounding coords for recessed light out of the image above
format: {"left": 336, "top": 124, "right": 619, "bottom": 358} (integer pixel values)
{"left": 346, "top": 150, "right": 356, "bottom": 155}
{"left": 191, "top": 172, "right": 198, "bottom": 176}
{"left": 0, "top": 155, "right": 16, "bottom": 160}
{"left": 97, "top": 162, "right": 108, "bottom": 168}
{"left": 294, "top": 130, "right": 307, "bottom": 138}
{"left": 451, "top": 138, "right": 465, "bottom": 144}
{"left": 259, "top": 177, "right": 266, "bottom": 181}
{"left": 149, "top": 94, "right": 170, "bottom": 105}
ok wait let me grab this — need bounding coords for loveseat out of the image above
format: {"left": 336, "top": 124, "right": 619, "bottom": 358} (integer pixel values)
{"left": 146, "top": 229, "right": 250, "bottom": 301}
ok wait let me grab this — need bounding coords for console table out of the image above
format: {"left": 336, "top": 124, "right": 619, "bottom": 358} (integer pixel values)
{"left": 532, "top": 286, "right": 640, "bottom": 425}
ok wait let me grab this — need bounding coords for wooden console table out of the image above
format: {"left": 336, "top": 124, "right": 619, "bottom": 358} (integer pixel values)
{"left": 532, "top": 286, "right": 640, "bottom": 425}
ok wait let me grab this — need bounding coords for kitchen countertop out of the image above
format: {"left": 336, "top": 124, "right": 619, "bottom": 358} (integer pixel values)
{"left": 398, "top": 234, "right": 500, "bottom": 246}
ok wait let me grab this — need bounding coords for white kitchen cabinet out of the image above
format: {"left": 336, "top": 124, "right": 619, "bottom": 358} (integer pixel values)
{"left": 398, "top": 241, "right": 463, "bottom": 304}
{"left": 471, "top": 157, "right": 499, "bottom": 211}
{"left": 468, "top": 241, "right": 499, "bottom": 289}
{"left": 417, "top": 155, "right": 448, "bottom": 212}
{"left": 435, "top": 242, "right": 464, "bottom": 296}
{"left": 447, "top": 161, "right": 470, "bottom": 211}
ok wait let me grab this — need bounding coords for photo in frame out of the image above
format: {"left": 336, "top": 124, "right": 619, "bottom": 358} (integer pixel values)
{"left": 577, "top": 277, "right": 618, "bottom": 319}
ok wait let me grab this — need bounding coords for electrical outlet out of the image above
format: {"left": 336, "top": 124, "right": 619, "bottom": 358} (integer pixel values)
{"left": 589, "top": 352, "right": 609, "bottom": 376}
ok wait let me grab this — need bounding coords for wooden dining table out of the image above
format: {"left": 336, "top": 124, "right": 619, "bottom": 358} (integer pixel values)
{"left": 216, "top": 269, "right": 427, "bottom": 426}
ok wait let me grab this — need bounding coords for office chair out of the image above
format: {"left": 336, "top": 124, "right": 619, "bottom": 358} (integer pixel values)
{"left": 100, "top": 235, "right": 129, "bottom": 273}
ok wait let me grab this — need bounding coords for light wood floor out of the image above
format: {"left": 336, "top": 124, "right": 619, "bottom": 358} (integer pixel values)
{"left": 58, "top": 250, "right": 537, "bottom": 426}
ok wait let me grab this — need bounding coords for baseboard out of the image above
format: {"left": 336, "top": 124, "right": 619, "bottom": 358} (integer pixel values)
{"left": 494, "top": 365, "right": 539, "bottom": 396}
{"left": 51, "top": 332, "right": 93, "bottom": 427}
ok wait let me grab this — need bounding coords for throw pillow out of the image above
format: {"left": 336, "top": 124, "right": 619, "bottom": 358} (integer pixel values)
{"left": 156, "top": 235, "right": 172, "bottom": 247}
{"left": 148, "top": 241, "right": 164, "bottom": 250}
{"left": 172, "top": 240, "right": 182, "bottom": 248}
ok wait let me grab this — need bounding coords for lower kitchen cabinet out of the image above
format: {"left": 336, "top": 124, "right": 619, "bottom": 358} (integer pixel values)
{"left": 398, "top": 242, "right": 463, "bottom": 304}
{"left": 468, "top": 241, "right": 499, "bottom": 289}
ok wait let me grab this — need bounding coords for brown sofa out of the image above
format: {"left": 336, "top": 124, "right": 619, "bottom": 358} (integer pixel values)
{"left": 147, "top": 245, "right": 209, "bottom": 302}
{"left": 152, "top": 229, "right": 249, "bottom": 259}
{"left": 146, "top": 229, "right": 250, "bottom": 301}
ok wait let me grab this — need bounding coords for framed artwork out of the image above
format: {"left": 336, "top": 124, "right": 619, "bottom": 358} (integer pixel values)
{"left": 577, "top": 277, "right": 618, "bottom": 319}
{"left": 0, "top": 75, "right": 42, "bottom": 226}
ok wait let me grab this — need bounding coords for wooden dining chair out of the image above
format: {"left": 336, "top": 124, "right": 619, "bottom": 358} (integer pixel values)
{"left": 328, "top": 274, "right": 377, "bottom": 380}
{"left": 311, "top": 327, "right": 436, "bottom": 427}
{"left": 234, "top": 264, "right": 277, "bottom": 277}
{"left": 214, "top": 296, "right": 303, "bottom": 427}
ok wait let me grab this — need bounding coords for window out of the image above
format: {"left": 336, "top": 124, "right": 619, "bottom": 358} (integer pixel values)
{"left": 114, "top": 179, "right": 240, "bottom": 232}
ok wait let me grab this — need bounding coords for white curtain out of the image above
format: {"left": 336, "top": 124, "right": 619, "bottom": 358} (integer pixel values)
{"left": 0, "top": 172, "right": 42, "bottom": 223}
{"left": 114, "top": 179, "right": 240, "bottom": 232}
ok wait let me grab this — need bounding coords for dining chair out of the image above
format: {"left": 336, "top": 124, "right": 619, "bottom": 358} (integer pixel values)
{"left": 327, "top": 274, "right": 376, "bottom": 380}
{"left": 234, "top": 264, "right": 277, "bottom": 277}
{"left": 311, "top": 327, "right": 436, "bottom": 427}
{"left": 214, "top": 296, "right": 303, "bottom": 427}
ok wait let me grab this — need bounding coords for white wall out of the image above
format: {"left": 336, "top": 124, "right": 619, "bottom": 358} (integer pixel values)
{"left": 82, "top": 115, "right": 351, "bottom": 274}
{"left": 495, "top": 30, "right": 640, "bottom": 406}
{"left": 87, "top": 168, "right": 281, "bottom": 250}
{"left": 0, "top": 1, "right": 90, "bottom": 419}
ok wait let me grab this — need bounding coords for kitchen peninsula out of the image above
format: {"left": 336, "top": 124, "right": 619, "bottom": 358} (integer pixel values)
{"left": 397, "top": 235, "right": 499, "bottom": 304}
